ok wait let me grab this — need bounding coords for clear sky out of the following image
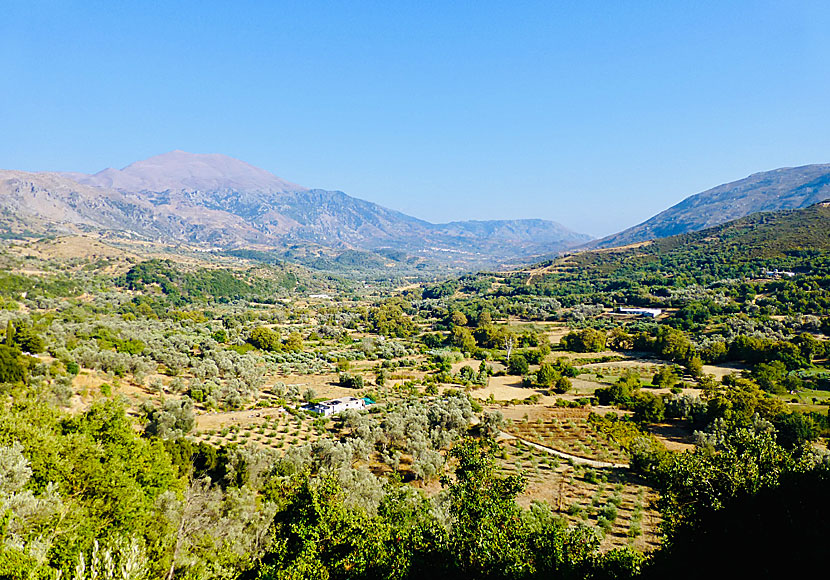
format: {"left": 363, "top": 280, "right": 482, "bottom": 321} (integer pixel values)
{"left": 2, "top": 1, "right": 830, "bottom": 236}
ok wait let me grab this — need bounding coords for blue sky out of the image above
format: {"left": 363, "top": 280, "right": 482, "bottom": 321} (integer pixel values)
{"left": 2, "top": 1, "right": 830, "bottom": 236}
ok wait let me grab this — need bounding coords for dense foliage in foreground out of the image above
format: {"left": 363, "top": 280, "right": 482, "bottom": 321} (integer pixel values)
{"left": 1, "top": 387, "right": 828, "bottom": 579}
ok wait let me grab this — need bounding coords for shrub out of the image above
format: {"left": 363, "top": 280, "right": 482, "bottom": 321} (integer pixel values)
{"left": 339, "top": 373, "right": 364, "bottom": 389}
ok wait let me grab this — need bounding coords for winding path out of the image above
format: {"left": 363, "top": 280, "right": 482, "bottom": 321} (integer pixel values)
{"left": 500, "top": 432, "right": 628, "bottom": 469}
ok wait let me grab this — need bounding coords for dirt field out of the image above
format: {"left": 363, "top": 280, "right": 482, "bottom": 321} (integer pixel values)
{"left": 492, "top": 407, "right": 660, "bottom": 552}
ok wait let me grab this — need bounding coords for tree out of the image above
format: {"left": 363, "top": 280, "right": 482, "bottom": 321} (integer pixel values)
{"left": 143, "top": 398, "right": 196, "bottom": 439}
{"left": 10, "top": 324, "right": 44, "bottom": 354}
{"left": 644, "top": 467, "right": 830, "bottom": 580}
{"left": 684, "top": 355, "right": 703, "bottom": 379}
{"left": 772, "top": 412, "right": 819, "bottom": 450}
{"left": 595, "top": 372, "right": 640, "bottom": 406}
{"left": 657, "top": 423, "right": 792, "bottom": 522}
{"left": 750, "top": 361, "right": 788, "bottom": 394}
{"left": 504, "top": 334, "right": 516, "bottom": 362}
{"left": 704, "top": 374, "right": 785, "bottom": 424}
{"left": 652, "top": 366, "right": 680, "bottom": 389}
{"left": 654, "top": 327, "right": 692, "bottom": 362}
{"left": 561, "top": 329, "right": 606, "bottom": 353}
{"left": 536, "top": 363, "right": 558, "bottom": 388}
{"left": 507, "top": 354, "right": 529, "bottom": 376}
{"left": 248, "top": 326, "right": 281, "bottom": 351}
{"left": 443, "top": 438, "right": 532, "bottom": 578}
{"left": 339, "top": 373, "right": 364, "bottom": 390}
{"left": 158, "top": 478, "right": 224, "bottom": 580}
{"left": 0, "top": 345, "right": 26, "bottom": 384}
{"left": 631, "top": 392, "right": 665, "bottom": 424}
{"left": 450, "top": 311, "right": 468, "bottom": 327}
{"left": 473, "top": 325, "right": 512, "bottom": 350}
{"left": 450, "top": 326, "right": 476, "bottom": 353}
{"left": 370, "top": 304, "right": 414, "bottom": 337}
{"left": 257, "top": 477, "right": 389, "bottom": 579}
{"left": 607, "top": 327, "right": 633, "bottom": 350}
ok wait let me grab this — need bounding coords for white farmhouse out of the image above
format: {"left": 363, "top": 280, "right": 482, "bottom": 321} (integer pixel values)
{"left": 302, "top": 397, "right": 366, "bottom": 417}
{"left": 618, "top": 307, "right": 662, "bottom": 318}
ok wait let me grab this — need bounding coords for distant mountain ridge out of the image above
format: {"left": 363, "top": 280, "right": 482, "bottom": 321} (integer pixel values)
{"left": 71, "top": 150, "right": 306, "bottom": 194}
{"left": 594, "top": 164, "right": 830, "bottom": 249}
{"left": 0, "top": 151, "right": 590, "bottom": 268}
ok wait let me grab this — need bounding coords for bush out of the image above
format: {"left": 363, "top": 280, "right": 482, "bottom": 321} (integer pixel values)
{"left": 507, "top": 355, "right": 529, "bottom": 376}
{"left": 553, "top": 375, "right": 572, "bottom": 394}
{"left": 339, "top": 373, "right": 364, "bottom": 389}
{"left": 598, "top": 504, "right": 618, "bottom": 521}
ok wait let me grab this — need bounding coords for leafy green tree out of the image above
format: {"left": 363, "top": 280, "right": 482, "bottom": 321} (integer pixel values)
{"left": 750, "top": 361, "right": 788, "bottom": 394}
{"left": 248, "top": 326, "right": 282, "bottom": 351}
{"left": 595, "top": 372, "right": 640, "bottom": 406}
{"left": 370, "top": 304, "right": 414, "bottom": 337}
{"left": 450, "top": 326, "right": 476, "bottom": 353}
{"left": 607, "top": 327, "right": 633, "bottom": 350}
{"left": 772, "top": 412, "right": 819, "bottom": 450}
{"left": 0, "top": 345, "right": 26, "bottom": 384}
{"left": 473, "top": 324, "right": 512, "bottom": 349}
{"left": 4, "top": 320, "right": 13, "bottom": 346}
{"left": 652, "top": 366, "right": 680, "bottom": 389}
{"left": 257, "top": 477, "right": 391, "bottom": 579}
{"left": 450, "top": 311, "right": 468, "bottom": 327}
{"left": 631, "top": 392, "right": 665, "bottom": 424}
{"left": 703, "top": 374, "right": 786, "bottom": 424}
{"left": 653, "top": 327, "right": 692, "bottom": 362}
{"left": 507, "top": 354, "right": 529, "bottom": 376}
{"left": 684, "top": 355, "right": 703, "bottom": 379}
{"left": 142, "top": 398, "right": 196, "bottom": 439}
{"left": 561, "top": 329, "right": 606, "bottom": 353}
{"left": 339, "top": 373, "right": 364, "bottom": 390}
{"left": 644, "top": 467, "right": 830, "bottom": 580}
{"left": 10, "top": 325, "right": 45, "bottom": 354}
{"left": 443, "top": 438, "right": 532, "bottom": 578}
{"left": 653, "top": 423, "right": 794, "bottom": 537}
{"left": 536, "top": 363, "right": 558, "bottom": 387}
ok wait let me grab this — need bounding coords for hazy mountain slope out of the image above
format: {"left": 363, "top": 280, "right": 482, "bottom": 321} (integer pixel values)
{"left": 594, "top": 164, "right": 830, "bottom": 248}
{"left": 426, "top": 219, "right": 591, "bottom": 256}
{"left": 0, "top": 170, "right": 278, "bottom": 245}
{"left": 0, "top": 170, "right": 159, "bottom": 235}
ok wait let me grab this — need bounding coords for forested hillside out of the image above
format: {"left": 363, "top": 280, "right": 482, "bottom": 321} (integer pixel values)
{"left": 594, "top": 164, "right": 830, "bottom": 248}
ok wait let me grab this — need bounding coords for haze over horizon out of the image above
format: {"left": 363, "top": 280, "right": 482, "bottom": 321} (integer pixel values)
{"left": 3, "top": 1, "right": 830, "bottom": 236}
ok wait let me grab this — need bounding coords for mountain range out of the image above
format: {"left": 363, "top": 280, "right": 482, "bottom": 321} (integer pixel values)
{"left": 0, "top": 151, "right": 590, "bottom": 269}
{"left": 3, "top": 152, "right": 830, "bottom": 273}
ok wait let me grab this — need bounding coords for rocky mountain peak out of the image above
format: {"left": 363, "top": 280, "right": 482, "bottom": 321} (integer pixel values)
{"left": 75, "top": 150, "right": 307, "bottom": 194}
